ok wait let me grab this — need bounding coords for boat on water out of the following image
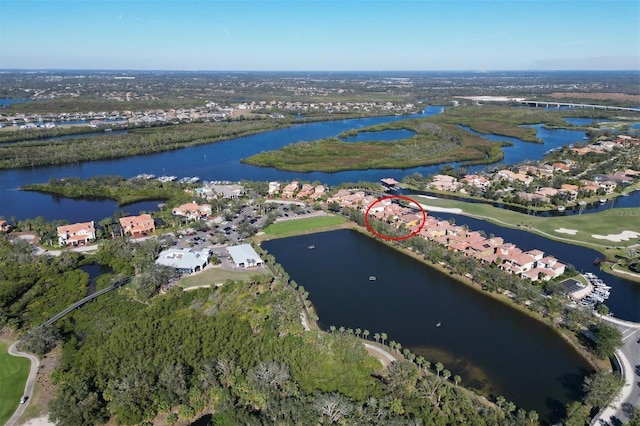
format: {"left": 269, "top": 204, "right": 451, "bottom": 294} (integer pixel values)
{"left": 599, "top": 198, "right": 607, "bottom": 203}
{"left": 369, "top": 276, "right": 376, "bottom": 281}
{"left": 557, "top": 206, "right": 565, "bottom": 212}
{"left": 308, "top": 245, "right": 315, "bottom": 250}
{"left": 436, "top": 321, "right": 442, "bottom": 327}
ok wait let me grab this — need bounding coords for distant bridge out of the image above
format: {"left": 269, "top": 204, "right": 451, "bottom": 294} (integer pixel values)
{"left": 519, "top": 100, "right": 640, "bottom": 113}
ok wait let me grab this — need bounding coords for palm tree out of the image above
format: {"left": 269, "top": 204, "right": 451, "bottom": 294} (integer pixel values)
{"left": 495, "top": 396, "right": 506, "bottom": 410}
{"left": 355, "top": 328, "right": 362, "bottom": 339}
{"left": 338, "top": 326, "right": 345, "bottom": 334}
{"left": 442, "top": 369, "right": 451, "bottom": 381}
{"left": 435, "top": 362, "right": 444, "bottom": 377}
{"left": 405, "top": 350, "right": 415, "bottom": 363}
{"left": 395, "top": 342, "right": 402, "bottom": 355}
{"left": 416, "top": 356, "right": 425, "bottom": 371}
{"left": 380, "top": 332, "right": 387, "bottom": 347}
{"left": 363, "top": 329, "right": 370, "bottom": 340}
{"left": 329, "top": 325, "right": 336, "bottom": 334}
{"left": 454, "top": 375, "right": 461, "bottom": 387}
{"left": 389, "top": 341, "right": 396, "bottom": 353}
{"left": 374, "top": 333, "right": 380, "bottom": 344}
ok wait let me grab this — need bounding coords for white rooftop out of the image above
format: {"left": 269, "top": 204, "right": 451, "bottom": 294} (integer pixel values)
{"left": 226, "top": 244, "right": 263, "bottom": 267}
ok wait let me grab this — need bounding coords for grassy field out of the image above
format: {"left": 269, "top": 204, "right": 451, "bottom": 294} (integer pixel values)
{"left": 264, "top": 215, "right": 347, "bottom": 235}
{"left": 412, "top": 194, "right": 640, "bottom": 251}
{"left": 0, "top": 342, "right": 30, "bottom": 426}
{"left": 178, "top": 267, "right": 266, "bottom": 288}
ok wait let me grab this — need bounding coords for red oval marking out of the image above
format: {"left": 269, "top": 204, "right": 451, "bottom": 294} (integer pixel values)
{"left": 364, "top": 195, "right": 426, "bottom": 241}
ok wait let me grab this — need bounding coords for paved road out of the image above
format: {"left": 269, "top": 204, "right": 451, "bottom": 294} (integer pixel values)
{"left": 6, "top": 343, "right": 40, "bottom": 426}
{"left": 363, "top": 343, "right": 397, "bottom": 367}
{"left": 592, "top": 317, "right": 640, "bottom": 425}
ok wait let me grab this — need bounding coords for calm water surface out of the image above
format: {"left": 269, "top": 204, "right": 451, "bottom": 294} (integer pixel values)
{"left": 263, "top": 229, "right": 592, "bottom": 424}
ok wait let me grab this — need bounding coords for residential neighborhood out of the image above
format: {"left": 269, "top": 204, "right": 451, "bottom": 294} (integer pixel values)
{"left": 421, "top": 133, "right": 640, "bottom": 209}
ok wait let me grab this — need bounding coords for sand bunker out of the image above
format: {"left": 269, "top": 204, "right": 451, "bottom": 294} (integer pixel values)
{"left": 591, "top": 230, "right": 640, "bottom": 242}
{"left": 555, "top": 228, "right": 578, "bottom": 235}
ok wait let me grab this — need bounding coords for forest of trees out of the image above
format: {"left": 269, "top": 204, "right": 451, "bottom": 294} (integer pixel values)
{"left": 0, "top": 206, "right": 627, "bottom": 425}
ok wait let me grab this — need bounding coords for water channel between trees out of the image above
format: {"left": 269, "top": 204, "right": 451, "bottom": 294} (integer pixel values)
{"left": 263, "top": 229, "right": 593, "bottom": 424}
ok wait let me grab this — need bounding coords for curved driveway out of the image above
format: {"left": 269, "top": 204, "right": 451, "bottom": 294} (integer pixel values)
{"left": 5, "top": 342, "right": 39, "bottom": 426}
{"left": 592, "top": 316, "right": 640, "bottom": 425}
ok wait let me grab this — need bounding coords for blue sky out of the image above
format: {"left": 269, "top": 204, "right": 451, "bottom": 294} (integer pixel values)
{"left": 1, "top": 0, "right": 638, "bottom": 70}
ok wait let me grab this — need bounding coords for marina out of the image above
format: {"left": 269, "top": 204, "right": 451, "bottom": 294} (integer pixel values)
{"left": 578, "top": 273, "right": 612, "bottom": 309}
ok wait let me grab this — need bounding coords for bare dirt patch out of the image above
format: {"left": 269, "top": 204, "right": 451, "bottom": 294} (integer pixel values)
{"left": 549, "top": 92, "right": 640, "bottom": 102}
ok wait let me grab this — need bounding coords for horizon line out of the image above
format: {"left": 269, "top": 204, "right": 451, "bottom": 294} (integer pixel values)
{"left": 1, "top": 68, "right": 639, "bottom": 73}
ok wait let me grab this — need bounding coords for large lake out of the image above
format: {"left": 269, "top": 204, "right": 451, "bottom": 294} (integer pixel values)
{"left": 263, "top": 229, "right": 593, "bottom": 424}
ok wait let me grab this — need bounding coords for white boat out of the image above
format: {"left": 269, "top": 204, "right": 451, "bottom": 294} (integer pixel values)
{"left": 557, "top": 206, "right": 565, "bottom": 212}
{"left": 308, "top": 245, "right": 315, "bottom": 250}
{"left": 599, "top": 198, "right": 606, "bottom": 203}
{"left": 436, "top": 321, "right": 442, "bottom": 327}
{"left": 369, "top": 276, "right": 376, "bottom": 281}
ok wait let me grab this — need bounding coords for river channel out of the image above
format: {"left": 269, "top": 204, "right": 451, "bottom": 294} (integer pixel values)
{"left": 263, "top": 229, "right": 592, "bottom": 424}
{"left": 0, "top": 106, "right": 596, "bottom": 223}
{"left": 1, "top": 108, "right": 639, "bottom": 319}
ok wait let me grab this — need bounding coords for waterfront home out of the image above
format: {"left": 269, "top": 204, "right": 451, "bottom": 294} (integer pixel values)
{"left": 119, "top": 214, "right": 155, "bottom": 238}
{"left": 295, "top": 184, "right": 316, "bottom": 199}
{"left": 282, "top": 181, "right": 300, "bottom": 199}
{"left": 518, "top": 164, "right": 554, "bottom": 179}
{"left": 552, "top": 162, "right": 571, "bottom": 173}
{"left": 596, "top": 180, "right": 617, "bottom": 194}
{"left": 560, "top": 184, "right": 579, "bottom": 201}
{"left": 571, "top": 147, "right": 593, "bottom": 156}
{"left": 172, "top": 202, "right": 212, "bottom": 220}
{"left": 268, "top": 181, "right": 281, "bottom": 196}
{"left": 535, "top": 187, "right": 559, "bottom": 200}
{"left": 57, "top": 221, "right": 96, "bottom": 246}
{"left": 579, "top": 180, "right": 601, "bottom": 194}
{"left": 381, "top": 177, "right": 401, "bottom": 190}
{"left": 462, "top": 174, "right": 490, "bottom": 190}
{"left": 310, "top": 185, "right": 327, "bottom": 200}
{"left": 497, "top": 169, "right": 534, "bottom": 185}
{"left": 155, "top": 247, "right": 211, "bottom": 274}
{"left": 428, "top": 174, "right": 460, "bottom": 191}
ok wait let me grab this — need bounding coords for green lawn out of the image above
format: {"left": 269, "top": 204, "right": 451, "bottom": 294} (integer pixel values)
{"left": 178, "top": 267, "right": 267, "bottom": 288}
{"left": 412, "top": 194, "right": 640, "bottom": 250}
{"left": 264, "top": 215, "right": 347, "bottom": 235}
{"left": 0, "top": 342, "right": 30, "bottom": 425}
